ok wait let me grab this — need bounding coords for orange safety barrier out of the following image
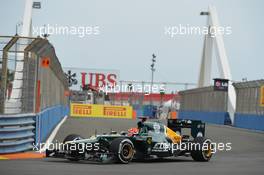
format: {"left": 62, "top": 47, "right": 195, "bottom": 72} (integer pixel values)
{"left": 132, "top": 110, "right": 137, "bottom": 120}
{"left": 170, "top": 111, "right": 177, "bottom": 119}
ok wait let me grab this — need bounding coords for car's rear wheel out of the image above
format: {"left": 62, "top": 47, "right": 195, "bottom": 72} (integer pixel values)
{"left": 191, "top": 137, "right": 213, "bottom": 162}
{"left": 110, "top": 138, "right": 135, "bottom": 164}
{"left": 63, "top": 134, "right": 83, "bottom": 161}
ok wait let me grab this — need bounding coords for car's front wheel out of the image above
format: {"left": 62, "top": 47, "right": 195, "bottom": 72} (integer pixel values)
{"left": 110, "top": 138, "right": 135, "bottom": 164}
{"left": 63, "top": 134, "right": 83, "bottom": 161}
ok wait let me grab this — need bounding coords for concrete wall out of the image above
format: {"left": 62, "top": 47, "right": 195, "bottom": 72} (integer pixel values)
{"left": 178, "top": 80, "right": 264, "bottom": 131}
{"left": 178, "top": 86, "right": 229, "bottom": 125}
{"left": 233, "top": 80, "right": 264, "bottom": 131}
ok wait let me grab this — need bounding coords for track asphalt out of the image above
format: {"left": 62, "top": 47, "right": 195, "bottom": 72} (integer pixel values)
{"left": 0, "top": 117, "right": 264, "bottom": 175}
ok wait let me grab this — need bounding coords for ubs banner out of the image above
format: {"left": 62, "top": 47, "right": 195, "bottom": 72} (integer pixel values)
{"left": 64, "top": 67, "right": 120, "bottom": 90}
{"left": 70, "top": 103, "right": 133, "bottom": 119}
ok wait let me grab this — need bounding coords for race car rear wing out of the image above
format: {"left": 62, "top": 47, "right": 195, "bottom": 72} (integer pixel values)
{"left": 167, "top": 119, "right": 205, "bottom": 138}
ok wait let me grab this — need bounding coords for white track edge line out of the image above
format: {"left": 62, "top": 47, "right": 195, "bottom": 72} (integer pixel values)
{"left": 39, "top": 115, "right": 68, "bottom": 153}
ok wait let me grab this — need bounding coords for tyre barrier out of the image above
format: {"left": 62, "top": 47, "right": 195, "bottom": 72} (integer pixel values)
{"left": 0, "top": 114, "right": 36, "bottom": 154}
{"left": 0, "top": 105, "right": 69, "bottom": 154}
{"left": 178, "top": 111, "right": 231, "bottom": 125}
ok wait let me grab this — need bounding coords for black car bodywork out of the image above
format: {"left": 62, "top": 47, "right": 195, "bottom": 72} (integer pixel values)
{"left": 46, "top": 119, "right": 213, "bottom": 163}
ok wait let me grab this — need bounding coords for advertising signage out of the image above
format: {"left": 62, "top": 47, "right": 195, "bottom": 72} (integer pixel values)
{"left": 64, "top": 67, "right": 119, "bottom": 90}
{"left": 70, "top": 103, "right": 133, "bottom": 119}
{"left": 213, "top": 78, "right": 229, "bottom": 91}
{"left": 260, "top": 86, "right": 264, "bottom": 107}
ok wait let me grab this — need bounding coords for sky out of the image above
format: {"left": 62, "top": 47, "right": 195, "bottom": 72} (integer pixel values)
{"left": 0, "top": 0, "right": 263, "bottom": 90}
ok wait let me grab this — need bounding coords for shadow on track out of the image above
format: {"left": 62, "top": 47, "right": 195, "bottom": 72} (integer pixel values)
{"left": 44, "top": 157, "right": 194, "bottom": 165}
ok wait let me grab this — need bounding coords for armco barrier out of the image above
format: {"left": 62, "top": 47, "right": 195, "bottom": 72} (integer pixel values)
{"left": 35, "top": 105, "right": 69, "bottom": 146}
{"left": 0, "top": 113, "right": 36, "bottom": 154}
{"left": 0, "top": 105, "right": 69, "bottom": 154}
{"left": 178, "top": 111, "right": 231, "bottom": 125}
{"left": 234, "top": 113, "right": 264, "bottom": 131}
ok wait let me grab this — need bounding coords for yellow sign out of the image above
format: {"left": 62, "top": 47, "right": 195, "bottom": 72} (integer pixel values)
{"left": 260, "top": 86, "right": 264, "bottom": 107}
{"left": 70, "top": 103, "right": 133, "bottom": 119}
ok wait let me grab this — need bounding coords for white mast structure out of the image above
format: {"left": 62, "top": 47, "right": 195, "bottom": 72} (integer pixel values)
{"left": 198, "top": 5, "right": 236, "bottom": 124}
{"left": 5, "top": 0, "right": 36, "bottom": 113}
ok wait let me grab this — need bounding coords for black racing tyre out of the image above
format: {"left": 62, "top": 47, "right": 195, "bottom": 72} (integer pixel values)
{"left": 110, "top": 138, "right": 135, "bottom": 164}
{"left": 191, "top": 137, "right": 213, "bottom": 162}
{"left": 63, "top": 134, "right": 83, "bottom": 161}
{"left": 63, "top": 134, "right": 83, "bottom": 143}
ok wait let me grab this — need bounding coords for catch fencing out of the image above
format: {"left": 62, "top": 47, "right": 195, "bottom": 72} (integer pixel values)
{"left": 0, "top": 36, "right": 69, "bottom": 153}
{"left": 0, "top": 36, "right": 69, "bottom": 114}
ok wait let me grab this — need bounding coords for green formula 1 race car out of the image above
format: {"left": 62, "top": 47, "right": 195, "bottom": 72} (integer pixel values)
{"left": 46, "top": 119, "right": 214, "bottom": 163}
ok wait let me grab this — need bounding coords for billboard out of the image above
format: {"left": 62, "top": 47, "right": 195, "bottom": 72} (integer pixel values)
{"left": 260, "top": 86, "right": 264, "bottom": 107}
{"left": 63, "top": 67, "right": 119, "bottom": 90}
{"left": 70, "top": 103, "right": 133, "bottom": 119}
{"left": 213, "top": 78, "right": 229, "bottom": 91}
